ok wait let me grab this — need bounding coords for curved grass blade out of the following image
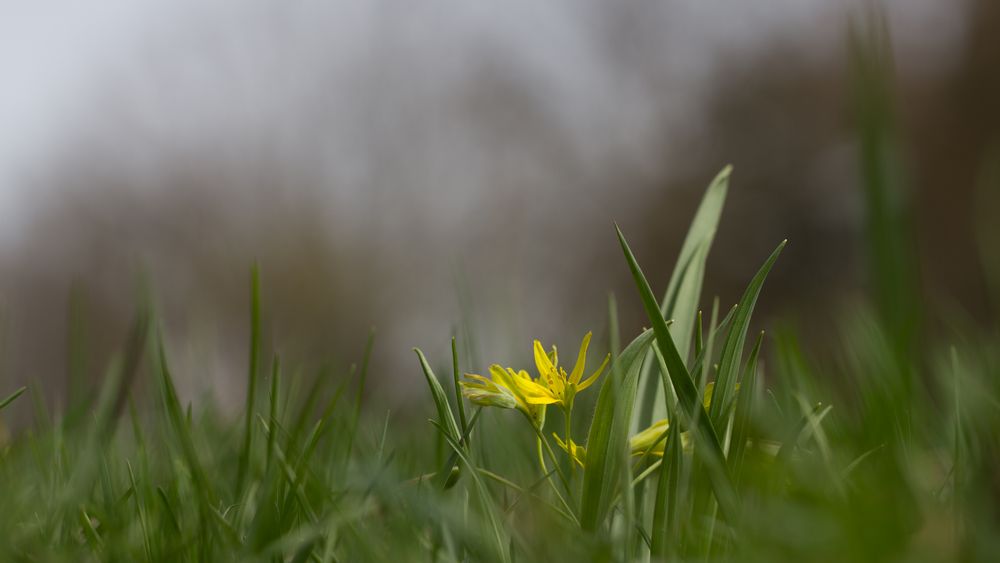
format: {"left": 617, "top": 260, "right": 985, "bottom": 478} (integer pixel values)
{"left": 414, "top": 348, "right": 461, "bottom": 443}
{"left": 651, "top": 418, "right": 683, "bottom": 558}
{"left": 636, "top": 166, "right": 731, "bottom": 430}
{"left": 708, "top": 241, "right": 786, "bottom": 432}
{"left": 237, "top": 263, "right": 262, "bottom": 496}
{"left": 0, "top": 386, "right": 26, "bottom": 412}
{"left": 431, "top": 419, "right": 511, "bottom": 563}
{"left": 579, "top": 329, "right": 654, "bottom": 530}
{"left": 616, "top": 224, "right": 738, "bottom": 522}
{"left": 729, "top": 331, "right": 764, "bottom": 479}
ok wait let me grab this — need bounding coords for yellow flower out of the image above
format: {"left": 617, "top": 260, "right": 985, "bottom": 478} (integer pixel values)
{"left": 553, "top": 381, "right": 723, "bottom": 467}
{"left": 554, "top": 420, "right": 691, "bottom": 468}
{"left": 531, "top": 332, "right": 609, "bottom": 409}
{"left": 460, "top": 331, "right": 608, "bottom": 425}
{"left": 461, "top": 365, "right": 550, "bottom": 427}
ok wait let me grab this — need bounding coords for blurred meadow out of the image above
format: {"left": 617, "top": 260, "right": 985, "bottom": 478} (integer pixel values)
{"left": 0, "top": 1, "right": 998, "bottom": 561}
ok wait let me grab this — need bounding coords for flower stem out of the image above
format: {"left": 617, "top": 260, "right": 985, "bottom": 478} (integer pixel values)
{"left": 565, "top": 405, "right": 574, "bottom": 482}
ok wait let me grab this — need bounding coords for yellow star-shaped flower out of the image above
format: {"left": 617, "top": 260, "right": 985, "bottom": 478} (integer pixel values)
{"left": 460, "top": 331, "right": 609, "bottom": 426}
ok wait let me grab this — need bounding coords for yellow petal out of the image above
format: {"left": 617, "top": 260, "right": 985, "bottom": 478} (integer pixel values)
{"left": 569, "top": 332, "right": 592, "bottom": 384}
{"left": 703, "top": 381, "right": 715, "bottom": 409}
{"left": 533, "top": 339, "right": 556, "bottom": 378}
{"left": 464, "top": 373, "right": 493, "bottom": 386}
{"left": 524, "top": 394, "right": 560, "bottom": 405}
{"left": 553, "top": 433, "right": 586, "bottom": 467}
{"left": 489, "top": 364, "right": 531, "bottom": 407}
{"left": 577, "top": 353, "right": 610, "bottom": 391}
{"left": 512, "top": 375, "right": 557, "bottom": 401}
{"left": 629, "top": 418, "right": 669, "bottom": 455}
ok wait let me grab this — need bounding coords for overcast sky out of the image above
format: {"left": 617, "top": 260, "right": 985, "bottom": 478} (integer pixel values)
{"left": 0, "top": 0, "right": 963, "bottom": 244}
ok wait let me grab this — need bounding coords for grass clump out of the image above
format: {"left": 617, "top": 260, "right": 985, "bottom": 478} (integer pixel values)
{"left": 0, "top": 164, "right": 997, "bottom": 562}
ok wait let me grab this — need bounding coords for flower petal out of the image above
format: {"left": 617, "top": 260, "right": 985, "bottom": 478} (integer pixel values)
{"left": 577, "top": 352, "right": 610, "bottom": 391}
{"left": 568, "top": 331, "right": 592, "bottom": 384}
{"left": 533, "top": 339, "right": 556, "bottom": 378}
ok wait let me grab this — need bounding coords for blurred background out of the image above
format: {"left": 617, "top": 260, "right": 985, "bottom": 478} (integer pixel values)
{"left": 0, "top": 0, "right": 996, "bottom": 414}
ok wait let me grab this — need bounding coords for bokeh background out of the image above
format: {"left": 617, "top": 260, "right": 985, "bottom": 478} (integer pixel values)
{"left": 0, "top": 0, "right": 996, "bottom": 414}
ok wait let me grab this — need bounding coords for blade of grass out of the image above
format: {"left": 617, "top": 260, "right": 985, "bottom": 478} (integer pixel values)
{"left": 127, "top": 460, "right": 154, "bottom": 561}
{"left": 348, "top": 328, "right": 376, "bottom": 457}
{"left": 651, "top": 419, "right": 684, "bottom": 558}
{"left": 708, "top": 241, "right": 786, "bottom": 433}
{"left": 431, "top": 419, "right": 511, "bottom": 563}
{"left": 267, "top": 354, "right": 281, "bottom": 474}
{"left": 414, "top": 348, "right": 461, "bottom": 442}
{"left": 237, "top": 263, "right": 262, "bottom": 496}
{"left": 579, "top": 328, "right": 654, "bottom": 530}
{"left": 729, "top": 331, "right": 764, "bottom": 479}
{"left": 616, "top": 224, "right": 738, "bottom": 523}
{"left": 0, "top": 386, "right": 26, "bottom": 412}
{"left": 636, "top": 166, "right": 731, "bottom": 431}
{"left": 451, "top": 336, "right": 469, "bottom": 440}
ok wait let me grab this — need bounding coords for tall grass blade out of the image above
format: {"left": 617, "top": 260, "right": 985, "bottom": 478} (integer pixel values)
{"left": 0, "top": 386, "right": 26, "bottom": 412}
{"left": 414, "top": 349, "right": 461, "bottom": 442}
{"left": 238, "top": 263, "right": 262, "bottom": 495}
{"left": 616, "top": 224, "right": 738, "bottom": 522}
{"left": 432, "top": 420, "right": 511, "bottom": 563}
{"left": 849, "top": 13, "right": 920, "bottom": 363}
{"left": 729, "top": 331, "right": 763, "bottom": 478}
{"left": 708, "top": 241, "right": 785, "bottom": 431}
{"left": 651, "top": 419, "right": 683, "bottom": 558}
{"left": 636, "top": 166, "right": 731, "bottom": 431}
{"left": 579, "top": 328, "right": 654, "bottom": 530}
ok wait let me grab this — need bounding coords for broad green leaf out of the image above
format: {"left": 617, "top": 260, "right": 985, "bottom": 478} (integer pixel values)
{"left": 579, "top": 329, "right": 654, "bottom": 531}
{"left": 636, "top": 166, "right": 730, "bottom": 431}
{"left": 616, "top": 224, "right": 739, "bottom": 522}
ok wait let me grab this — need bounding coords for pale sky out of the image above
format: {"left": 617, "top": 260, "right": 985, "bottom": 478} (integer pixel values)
{"left": 0, "top": 1, "right": 963, "bottom": 245}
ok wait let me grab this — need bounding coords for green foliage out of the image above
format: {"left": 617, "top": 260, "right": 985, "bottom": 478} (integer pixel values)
{"left": 0, "top": 167, "right": 998, "bottom": 562}
{"left": 580, "top": 329, "right": 654, "bottom": 530}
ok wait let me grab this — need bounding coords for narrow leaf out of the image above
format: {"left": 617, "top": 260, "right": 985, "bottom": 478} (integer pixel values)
{"left": 709, "top": 240, "right": 786, "bottom": 431}
{"left": 616, "top": 224, "right": 739, "bottom": 522}
{"left": 579, "top": 329, "right": 654, "bottom": 530}
{"left": 636, "top": 166, "right": 731, "bottom": 430}
{"left": 414, "top": 348, "right": 461, "bottom": 442}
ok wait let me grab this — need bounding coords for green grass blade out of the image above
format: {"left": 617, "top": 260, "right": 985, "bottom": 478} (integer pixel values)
{"left": 347, "top": 328, "right": 376, "bottom": 458}
{"left": 579, "top": 328, "right": 654, "bottom": 531}
{"left": 237, "top": 263, "right": 262, "bottom": 496}
{"left": 414, "top": 348, "right": 461, "bottom": 442}
{"left": 729, "top": 331, "right": 763, "bottom": 479}
{"left": 451, "top": 336, "right": 469, "bottom": 439}
{"left": 615, "top": 224, "right": 739, "bottom": 522}
{"left": 651, "top": 419, "right": 683, "bottom": 558}
{"left": 636, "top": 166, "right": 731, "bottom": 430}
{"left": 437, "top": 407, "right": 483, "bottom": 490}
{"left": 126, "top": 460, "right": 154, "bottom": 561}
{"left": 267, "top": 354, "right": 281, "bottom": 474}
{"left": 709, "top": 241, "right": 786, "bottom": 431}
{"left": 154, "top": 331, "right": 220, "bottom": 538}
{"left": 849, "top": 15, "right": 920, "bottom": 363}
{"left": 431, "top": 419, "right": 511, "bottom": 563}
{"left": 0, "top": 386, "right": 26, "bottom": 412}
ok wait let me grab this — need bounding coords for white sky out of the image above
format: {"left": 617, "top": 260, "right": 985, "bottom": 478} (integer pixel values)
{"left": 0, "top": 0, "right": 964, "bottom": 243}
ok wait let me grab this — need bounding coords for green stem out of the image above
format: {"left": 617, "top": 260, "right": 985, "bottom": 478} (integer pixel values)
{"left": 565, "top": 405, "right": 574, "bottom": 482}
{"left": 537, "top": 436, "right": 548, "bottom": 474}
{"left": 523, "top": 411, "right": 577, "bottom": 515}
